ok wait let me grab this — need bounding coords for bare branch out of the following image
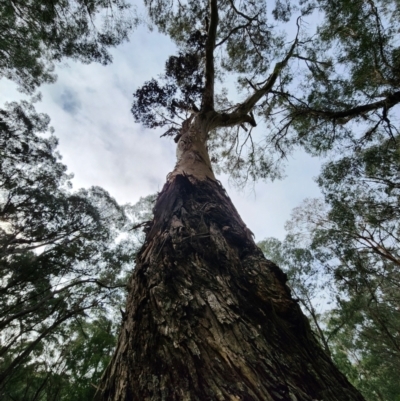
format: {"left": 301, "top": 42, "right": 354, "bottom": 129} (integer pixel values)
{"left": 216, "top": 22, "right": 253, "bottom": 47}
{"left": 202, "top": 0, "right": 219, "bottom": 112}
{"left": 227, "top": 0, "right": 257, "bottom": 22}
{"left": 296, "top": 90, "right": 400, "bottom": 123}
{"left": 292, "top": 54, "right": 331, "bottom": 67}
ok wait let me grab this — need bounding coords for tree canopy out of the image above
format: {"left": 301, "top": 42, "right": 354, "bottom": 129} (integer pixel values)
{"left": 131, "top": 0, "right": 400, "bottom": 184}
{"left": 0, "top": 0, "right": 141, "bottom": 397}
{"left": 0, "top": 0, "right": 136, "bottom": 93}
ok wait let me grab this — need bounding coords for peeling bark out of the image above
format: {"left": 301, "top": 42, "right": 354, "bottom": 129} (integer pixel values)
{"left": 95, "top": 118, "right": 365, "bottom": 401}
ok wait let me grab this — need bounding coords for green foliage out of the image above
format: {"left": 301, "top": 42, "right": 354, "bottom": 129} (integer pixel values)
{"left": 0, "top": 99, "right": 142, "bottom": 398}
{"left": 136, "top": 0, "right": 400, "bottom": 186}
{"left": 328, "top": 298, "right": 400, "bottom": 401}
{"left": 315, "top": 136, "right": 400, "bottom": 401}
{"left": 1, "top": 316, "right": 117, "bottom": 401}
{"left": 134, "top": 0, "right": 286, "bottom": 183}
{"left": 131, "top": 31, "right": 206, "bottom": 132}
{"left": 272, "top": 0, "right": 400, "bottom": 160}
{"left": 0, "top": 0, "right": 136, "bottom": 93}
{"left": 260, "top": 134, "right": 400, "bottom": 400}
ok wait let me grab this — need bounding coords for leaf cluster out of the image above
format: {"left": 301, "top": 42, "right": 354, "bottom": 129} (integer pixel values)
{"left": 131, "top": 31, "right": 206, "bottom": 132}
{"left": 263, "top": 0, "right": 400, "bottom": 164}
{"left": 0, "top": 0, "right": 136, "bottom": 93}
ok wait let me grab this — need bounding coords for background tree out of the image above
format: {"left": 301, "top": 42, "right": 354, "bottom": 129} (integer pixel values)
{"left": 315, "top": 135, "right": 400, "bottom": 401}
{"left": 260, "top": 133, "right": 400, "bottom": 400}
{"left": 0, "top": 0, "right": 145, "bottom": 398}
{"left": 0, "top": 99, "right": 146, "bottom": 399}
{"left": 1, "top": 316, "right": 117, "bottom": 401}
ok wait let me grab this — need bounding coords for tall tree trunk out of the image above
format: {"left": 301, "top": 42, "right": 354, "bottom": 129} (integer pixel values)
{"left": 95, "top": 116, "right": 365, "bottom": 401}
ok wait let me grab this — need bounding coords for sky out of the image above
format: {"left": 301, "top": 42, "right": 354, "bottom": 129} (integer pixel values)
{"left": 0, "top": 21, "right": 323, "bottom": 242}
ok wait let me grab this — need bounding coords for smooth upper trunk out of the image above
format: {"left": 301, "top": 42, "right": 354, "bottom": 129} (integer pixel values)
{"left": 170, "top": 114, "right": 215, "bottom": 181}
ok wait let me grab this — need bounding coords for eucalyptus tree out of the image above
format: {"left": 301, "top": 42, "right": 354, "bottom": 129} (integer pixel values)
{"left": 93, "top": 1, "right": 377, "bottom": 399}
{"left": 0, "top": 0, "right": 136, "bottom": 93}
{"left": 0, "top": 99, "right": 138, "bottom": 396}
{"left": 262, "top": 133, "right": 400, "bottom": 401}
{"left": 313, "top": 136, "right": 400, "bottom": 401}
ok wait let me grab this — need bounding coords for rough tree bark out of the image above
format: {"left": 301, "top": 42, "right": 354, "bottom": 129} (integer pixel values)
{"left": 95, "top": 114, "right": 365, "bottom": 401}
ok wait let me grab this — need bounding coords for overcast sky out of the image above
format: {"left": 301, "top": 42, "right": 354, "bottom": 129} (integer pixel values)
{"left": 0, "top": 22, "right": 323, "bottom": 242}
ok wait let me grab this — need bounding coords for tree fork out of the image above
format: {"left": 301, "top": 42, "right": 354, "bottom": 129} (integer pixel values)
{"left": 95, "top": 118, "right": 365, "bottom": 400}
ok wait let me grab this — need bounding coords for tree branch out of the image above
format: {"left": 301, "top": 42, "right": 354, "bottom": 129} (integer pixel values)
{"left": 216, "top": 22, "right": 253, "bottom": 47}
{"left": 213, "top": 21, "right": 300, "bottom": 128}
{"left": 202, "top": 0, "right": 218, "bottom": 112}
{"left": 296, "top": 90, "right": 400, "bottom": 123}
{"left": 0, "top": 304, "right": 94, "bottom": 386}
{"left": 227, "top": 0, "right": 256, "bottom": 22}
{"left": 292, "top": 54, "right": 331, "bottom": 67}
{"left": 0, "top": 279, "right": 120, "bottom": 330}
